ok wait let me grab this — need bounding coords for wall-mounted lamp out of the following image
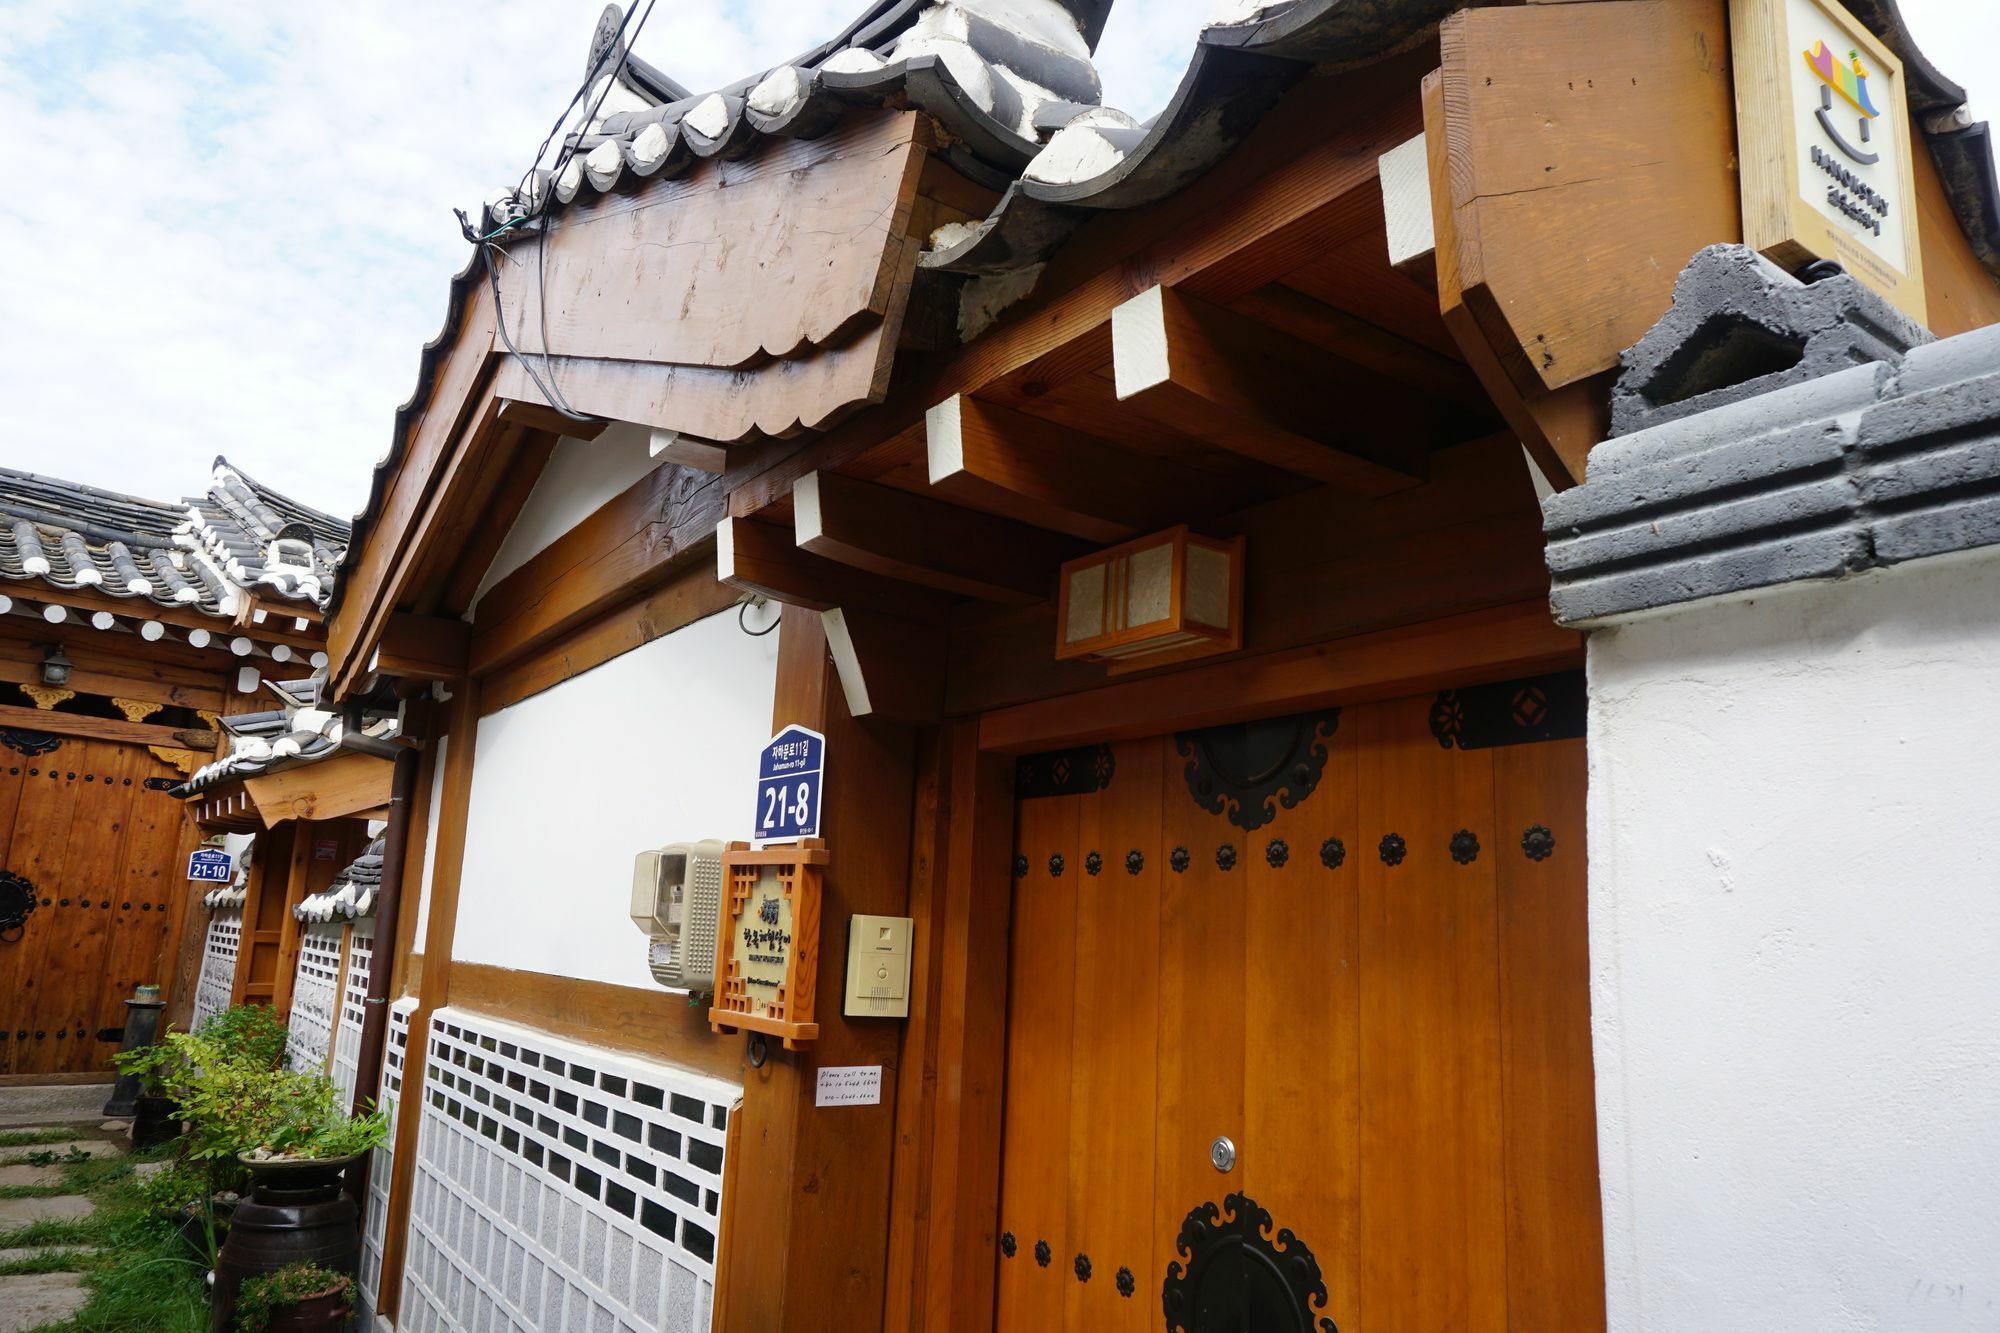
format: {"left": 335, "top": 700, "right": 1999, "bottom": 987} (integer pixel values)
{"left": 1056, "top": 525, "right": 1244, "bottom": 673}
{"left": 40, "top": 646, "right": 72, "bottom": 688}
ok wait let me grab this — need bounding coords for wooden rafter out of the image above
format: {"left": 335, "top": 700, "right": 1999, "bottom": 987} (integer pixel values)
{"left": 717, "top": 517, "right": 954, "bottom": 621}
{"left": 793, "top": 471, "right": 1081, "bottom": 605}
{"left": 1111, "top": 284, "right": 1427, "bottom": 493}
{"left": 0, "top": 702, "right": 217, "bottom": 752}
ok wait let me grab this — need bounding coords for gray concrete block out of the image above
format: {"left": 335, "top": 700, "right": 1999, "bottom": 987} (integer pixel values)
{"left": 1544, "top": 418, "right": 1850, "bottom": 533}
{"left": 1873, "top": 494, "right": 2000, "bottom": 565}
{"left": 1552, "top": 529, "right": 1865, "bottom": 625}
{"left": 0, "top": 1084, "right": 113, "bottom": 1129}
{"left": 1894, "top": 321, "right": 2000, "bottom": 396}
{"left": 1545, "top": 477, "right": 1853, "bottom": 576}
{"left": 0, "top": 1273, "right": 89, "bottom": 1332}
{"left": 1859, "top": 372, "right": 2000, "bottom": 449}
{"left": 0, "top": 1195, "right": 94, "bottom": 1226}
{"left": 1609, "top": 243, "right": 1928, "bottom": 439}
{"left": 1583, "top": 365, "right": 1884, "bottom": 481}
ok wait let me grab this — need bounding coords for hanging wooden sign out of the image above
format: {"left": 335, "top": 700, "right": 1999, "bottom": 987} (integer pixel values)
{"left": 1731, "top": 0, "right": 1926, "bottom": 323}
{"left": 709, "top": 839, "right": 826, "bottom": 1050}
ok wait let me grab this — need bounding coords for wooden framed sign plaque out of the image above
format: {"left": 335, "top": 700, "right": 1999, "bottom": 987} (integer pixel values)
{"left": 1731, "top": 0, "right": 1927, "bottom": 323}
{"left": 710, "top": 839, "right": 826, "bottom": 1051}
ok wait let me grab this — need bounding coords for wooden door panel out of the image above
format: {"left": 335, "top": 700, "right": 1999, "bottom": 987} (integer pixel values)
{"left": 1356, "top": 696, "right": 1507, "bottom": 1333}
{"left": 1153, "top": 733, "right": 1248, "bottom": 1296}
{"left": 43, "top": 743, "right": 143, "bottom": 1074}
{"left": 1241, "top": 716, "right": 1360, "bottom": 1331}
{"left": 994, "top": 682, "right": 1598, "bottom": 1333}
{"left": 0, "top": 738, "right": 198, "bottom": 1077}
{"left": 2, "top": 743, "right": 89, "bottom": 1076}
{"left": 1064, "top": 740, "right": 1162, "bottom": 1329}
{"left": 1492, "top": 738, "right": 1605, "bottom": 1330}
{"left": 995, "top": 791, "right": 1080, "bottom": 1327}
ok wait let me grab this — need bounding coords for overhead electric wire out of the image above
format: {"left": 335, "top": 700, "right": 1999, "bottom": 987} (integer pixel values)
{"left": 462, "top": 0, "right": 662, "bottom": 425}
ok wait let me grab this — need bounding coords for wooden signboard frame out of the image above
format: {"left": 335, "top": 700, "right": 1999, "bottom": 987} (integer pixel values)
{"left": 1732, "top": 0, "right": 1927, "bottom": 323}
{"left": 709, "top": 838, "right": 826, "bottom": 1051}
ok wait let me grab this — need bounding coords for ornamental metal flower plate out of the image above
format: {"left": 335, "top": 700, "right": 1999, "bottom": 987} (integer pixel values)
{"left": 1175, "top": 711, "right": 1341, "bottom": 831}
{"left": 0, "top": 729, "right": 60, "bottom": 758}
{"left": 1449, "top": 830, "right": 1481, "bottom": 865}
{"left": 1162, "top": 1193, "right": 1338, "bottom": 1333}
{"left": 0, "top": 871, "right": 34, "bottom": 935}
{"left": 1522, "top": 825, "right": 1557, "bottom": 862}
{"left": 1319, "top": 837, "right": 1345, "bottom": 870}
{"left": 1379, "top": 834, "right": 1407, "bottom": 867}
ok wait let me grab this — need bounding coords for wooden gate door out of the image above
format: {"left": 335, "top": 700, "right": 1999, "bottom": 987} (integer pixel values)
{"left": 995, "top": 678, "right": 1604, "bottom": 1332}
{"left": 0, "top": 735, "right": 200, "bottom": 1078}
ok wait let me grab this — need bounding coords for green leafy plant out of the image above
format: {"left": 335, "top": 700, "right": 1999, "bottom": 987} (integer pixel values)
{"left": 195, "top": 1003, "right": 289, "bottom": 1070}
{"left": 136, "top": 1160, "right": 211, "bottom": 1217}
{"left": 234, "top": 1262, "right": 353, "bottom": 1333}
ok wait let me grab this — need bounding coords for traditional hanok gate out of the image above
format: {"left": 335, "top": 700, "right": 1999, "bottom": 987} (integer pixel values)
{"left": 995, "top": 682, "right": 1597, "bottom": 1331}
{"left": 0, "top": 732, "right": 204, "bottom": 1078}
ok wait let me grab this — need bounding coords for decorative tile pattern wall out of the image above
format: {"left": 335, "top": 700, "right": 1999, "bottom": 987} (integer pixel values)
{"left": 358, "top": 996, "right": 416, "bottom": 1333}
{"left": 397, "top": 1008, "right": 738, "bottom": 1333}
{"left": 285, "top": 921, "right": 345, "bottom": 1074}
{"left": 192, "top": 907, "right": 242, "bottom": 1029}
{"left": 331, "top": 919, "right": 375, "bottom": 1107}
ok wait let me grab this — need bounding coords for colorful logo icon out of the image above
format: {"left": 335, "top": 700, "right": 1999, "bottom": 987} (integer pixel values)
{"left": 1804, "top": 39, "right": 1882, "bottom": 164}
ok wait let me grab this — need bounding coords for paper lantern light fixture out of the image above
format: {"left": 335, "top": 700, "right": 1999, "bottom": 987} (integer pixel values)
{"left": 1055, "top": 525, "right": 1243, "bottom": 672}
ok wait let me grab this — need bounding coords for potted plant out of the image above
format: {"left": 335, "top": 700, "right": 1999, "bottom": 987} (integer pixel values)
{"left": 233, "top": 1262, "right": 354, "bottom": 1332}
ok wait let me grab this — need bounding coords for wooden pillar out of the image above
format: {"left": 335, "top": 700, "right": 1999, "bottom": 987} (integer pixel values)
{"left": 715, "top": 608, "right": 918, "bottom": 1332}
{"left": 268, "top": 827, "right": 315, "bottom": 1017}
{"left": 883, "top": 721, "right": 1015, "bottom": 1333}
{"left": 375, "top": 680, "right": 480, "bottom": 1324}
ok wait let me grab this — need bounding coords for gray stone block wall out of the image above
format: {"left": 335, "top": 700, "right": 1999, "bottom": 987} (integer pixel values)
{"left": 1545, "top": 247, "right": 2000, "bottom": 626}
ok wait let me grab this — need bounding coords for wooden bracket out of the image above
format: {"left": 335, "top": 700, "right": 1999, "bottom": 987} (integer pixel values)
{"left": 794, "top": 470, "right": 1079, "bottom": 605}
{"left": 1112, "top": 284, "right": 1428, "bottom": 494}
{"left": 823, "top": 607, "right": 945, "bottom": 725}
{"left": 375, "top": 613, "right": 471, "bottom": 682}
{"left": 717, "top": 516, "right": 954, "bottom": 621}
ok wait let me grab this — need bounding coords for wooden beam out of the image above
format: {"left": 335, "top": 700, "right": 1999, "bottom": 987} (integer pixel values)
{"left": 1112, "top": 284, "right": 1427, "bottom": 493}
{"left": 822, "top": 608, "right": 944, "bottom": 725}
{"left": 450, "top": 963, "right": 744, "bottom": 1084}
{"left": 1228, "top": 283, "right": 1485, "bottom": 412}
{"left": 241, "top": 750, "right": 397, "bottom": 828}
{"left": 0, "top": 655, "right": 224, "bottom": 713}
{"left": 16, "top": 583, "right": 324, "bottom": 653}
{"left": 374, "top": 613, "right": 470, "bottom": 681}
{"left": 926, "top": 394, "right": 1258, "bottom": 544}
{"left": 978, "top": 601, "right": 1581, "bottom": 753}
{"left": 717, "top": 517, "right": 955, "bottom": 620}
{"left": 468, "top": 461, "right": 725, "bottom": 678}
{"left": 794, "top": 471, "right": 1079, "bottom": 605}
{"left": 0, "top": 702, "right": 217, "bottom": 752}
{"left": 478, "top": 560, "right": 739, "bottom": 717}
{"left": 496, "top": 398, "right": 608, "bottom": 439}
{"left": 435, "top": 431, "right": 560, "bottom": 619}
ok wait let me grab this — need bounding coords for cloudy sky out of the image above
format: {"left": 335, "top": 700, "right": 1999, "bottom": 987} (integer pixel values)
{"left": 0, "top": 0, "right": 1992, "bottom": 519}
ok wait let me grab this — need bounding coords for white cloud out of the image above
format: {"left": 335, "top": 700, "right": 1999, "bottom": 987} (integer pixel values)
{"left": 0, "top": 0, "right": 1991, "bottom": 522}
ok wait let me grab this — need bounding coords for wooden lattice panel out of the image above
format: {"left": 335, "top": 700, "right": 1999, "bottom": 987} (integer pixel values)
{"left": 709, "top": 840, "right": 825, "bottom": 1051}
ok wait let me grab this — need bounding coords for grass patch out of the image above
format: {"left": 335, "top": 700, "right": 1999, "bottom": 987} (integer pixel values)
{"left": 0, "top": 1247, "right": 97, "bottom": 1275}
{"left": 0, "top": 1216, "right": 101, "bottom": 1249}
{"left": 0, "top": 1144, "right": 207, "bottom": 1333}
{"left": 0, "top": 1128, "right": 88, "bottom": 1149}
{"left": 0, "top": 1183, "right": 69, "bottom": 1199}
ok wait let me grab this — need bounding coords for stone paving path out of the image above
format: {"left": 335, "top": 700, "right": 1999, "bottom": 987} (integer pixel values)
{"left": 0, "top": 1109, "right": 130, "bottom": 1332}
{"left": 0, "top": 1273, "right": 89, "bottom": 1332}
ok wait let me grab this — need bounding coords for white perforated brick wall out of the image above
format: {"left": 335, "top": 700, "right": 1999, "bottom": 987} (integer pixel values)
{"left": 193, "top": 907, "right": 242, "bottom": 1029}
{"left": 285, "top": 921, "right": 345, "bottom": 1074}
{"left": 358, "top": 996, "right": 416, "bottom": 1333}
{"left": 331, "top": 919, "right": 375, "bottom": 1107}
{"left": 398, "top": 1008, "right": 737, "bottom": 1333}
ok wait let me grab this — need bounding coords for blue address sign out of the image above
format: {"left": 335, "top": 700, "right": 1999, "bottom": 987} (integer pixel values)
{"left": 754, "top": 725, "right": 825, "bottom": 846}
{"left": 187, "top": 849, "right": 233, "bottom": 883}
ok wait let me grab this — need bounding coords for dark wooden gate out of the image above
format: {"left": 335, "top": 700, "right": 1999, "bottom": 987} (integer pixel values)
{"left": 0, "top": 731, "right": 203, "bottom": 1078}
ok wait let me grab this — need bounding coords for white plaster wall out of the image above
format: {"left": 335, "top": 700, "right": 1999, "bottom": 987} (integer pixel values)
{"left": 469, "top": 422, "right": 658, "bottom": 607}
{"left": 451, "top": 610, "right": 778, "bottom": 989}
{"left": 1588, "top": 550, "right": 2000, "bottom": 1330}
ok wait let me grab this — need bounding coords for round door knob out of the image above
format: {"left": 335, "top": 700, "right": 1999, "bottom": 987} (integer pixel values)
{"left": 1210, "top": 1135, "right": 1236, "bottom": 1173}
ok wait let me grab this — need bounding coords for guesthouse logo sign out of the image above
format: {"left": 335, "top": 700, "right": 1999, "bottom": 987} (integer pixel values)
{"left": 1732, "top": 0, "right": 1925, "bottom": 322}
